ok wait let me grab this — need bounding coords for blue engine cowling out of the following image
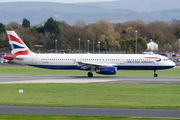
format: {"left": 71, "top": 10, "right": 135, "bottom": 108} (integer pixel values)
{"left": 96, "top": 67, "right": 117, "bottom": 75}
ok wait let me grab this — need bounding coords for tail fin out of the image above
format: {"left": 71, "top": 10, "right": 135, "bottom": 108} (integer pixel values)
{"left": 6, "top": 31, "right": 31, "bottom": 55}
{"left": 4, "top": 31, "right": 32, "bottom": 61}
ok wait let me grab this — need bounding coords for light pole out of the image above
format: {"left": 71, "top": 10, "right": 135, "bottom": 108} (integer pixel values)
{"left": 87, "top": 40, "right": 89, "bottom": 53}
{"left": 135, "top": 30, "right": 138, "bottom": 54}
{"left": 98, "top": 41, "right": 100, "bottom": 54}
{"left": 178, "top": 39, "right": 180, "bottom": 54}
{"left": 55, "top": 39, "right": 57, "bottom": 53}
{"left": 93, "top": 38, "right": 94, "bottom": 54}
{"left": 79, "top": 38, "right": 80, "bottom": 53}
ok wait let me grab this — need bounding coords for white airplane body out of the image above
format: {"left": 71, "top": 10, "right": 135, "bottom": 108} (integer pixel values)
{"left": 4, "top": 31, "right": 175, "bottom": 77}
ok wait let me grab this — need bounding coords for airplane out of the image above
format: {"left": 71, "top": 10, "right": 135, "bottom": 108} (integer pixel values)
{"left": 4, "top": 31, "right": 175, "bottom": 77}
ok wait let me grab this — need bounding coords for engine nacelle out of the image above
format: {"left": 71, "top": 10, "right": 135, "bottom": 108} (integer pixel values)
{"left": 96, "top": 67, "right": 117, "bottom": 75}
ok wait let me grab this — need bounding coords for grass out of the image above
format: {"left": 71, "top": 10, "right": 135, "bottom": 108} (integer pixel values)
{"left": 0, "top": 83, "right": 180, "bottom": 109}
{"left": 0, "top": 115, "right": 179, "bottom": 120}
{"left": 0, "top": 66, "right": 180, "bottom": 77}
{"left": 0, "top": 66, "right": 180, "bottom": 110}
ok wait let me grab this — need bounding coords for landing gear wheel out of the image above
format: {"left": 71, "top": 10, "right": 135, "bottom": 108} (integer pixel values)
{"left": 88, "top": 72, "right": 93, "bottom": 77}
{"left": 154, "top": 74, "right": 158, "bottom": 77}
{"left": 153, "top": 70, "right": 158, "bottom": 77}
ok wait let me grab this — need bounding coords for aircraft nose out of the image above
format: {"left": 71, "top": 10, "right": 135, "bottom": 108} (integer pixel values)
{"left": 171, "top": 61, "right": 176, "bottom": 67}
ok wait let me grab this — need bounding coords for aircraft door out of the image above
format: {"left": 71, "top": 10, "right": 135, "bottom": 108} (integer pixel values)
{"left": 77, "top": 56, "right": 82, "bottom": 62}
{"left": 120, "top": 57, "right": 125, "bottom": 64}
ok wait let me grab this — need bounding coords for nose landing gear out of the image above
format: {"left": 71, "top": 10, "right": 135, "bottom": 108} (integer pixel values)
{"left": 154, "top": 70, "right": 158, "bottom": 77}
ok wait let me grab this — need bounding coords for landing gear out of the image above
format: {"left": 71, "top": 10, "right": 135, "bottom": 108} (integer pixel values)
{"left": 154, "top": 70, "right": 158, "bottom": 77}
{"left": 88, "top": 72, "right": 93, "bottom": 77}
{"left": 87, "top": 68, "right": 94, "bottom": 77}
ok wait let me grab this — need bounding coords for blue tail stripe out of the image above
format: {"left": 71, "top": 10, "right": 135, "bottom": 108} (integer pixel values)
{"left": 9, "top": 45, "right": 12, "bottom": 51}
{"left": 12, "top": 44, "right": 25, "bottom": 49}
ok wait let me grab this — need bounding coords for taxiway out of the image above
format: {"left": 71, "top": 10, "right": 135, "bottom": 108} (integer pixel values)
{"left": 0, "top": 75, "right": 180, "bottom": 84}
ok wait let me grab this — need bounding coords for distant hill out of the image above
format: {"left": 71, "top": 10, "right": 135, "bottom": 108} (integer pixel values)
{"left": 75, "top": 0, "right": 180, "bottom": 12}
{"left": 0, "top": 1, "right": 180, "bottom": 25}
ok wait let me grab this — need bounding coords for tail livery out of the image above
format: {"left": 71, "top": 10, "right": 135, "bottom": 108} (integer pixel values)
{"left": 4, "top": 31, "right": 31, "bottom": 60}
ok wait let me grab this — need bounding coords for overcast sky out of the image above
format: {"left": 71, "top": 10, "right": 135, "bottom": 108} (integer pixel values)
{"left": 0, "top": 0, "right": 118, "bottom": 3}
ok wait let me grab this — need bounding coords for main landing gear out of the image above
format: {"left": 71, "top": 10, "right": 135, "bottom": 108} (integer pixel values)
{"left": 154, "top": 70, "right": 158, "bottom": 77}
{"left": 88, "top": 72, "right": 93, "bottom": 77}
{"left": 87, "top": 68, "right": 94, "bottom": 77}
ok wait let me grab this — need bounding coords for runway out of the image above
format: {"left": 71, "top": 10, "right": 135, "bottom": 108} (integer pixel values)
{"left": 1, "top": 105, "right": 180, "bottom": 118}
{"left": 1, "top": 75, "right": 180, "bottom": 118}
{"left": 0, "top": 75, "right": 180, "bottom": 84}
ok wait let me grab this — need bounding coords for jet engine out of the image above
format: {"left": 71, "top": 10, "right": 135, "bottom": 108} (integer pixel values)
{"left": 96, "top": 67, "right": 117, "bottom": 75}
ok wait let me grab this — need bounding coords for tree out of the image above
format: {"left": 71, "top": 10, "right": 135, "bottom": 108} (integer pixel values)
{"left": 137, "top": 37, "right": 147, "bottom": 52}
{"left": 123, "top": 27, "right": 135, "bottom": 39}
{"left": 149, "top": 21, "right": 172, "bottom": 33}
{"left": 0, "top": 23, "right": 6, "bottom": 34}
{"left": 31, "top": 26, "right": 44, "bottom": 33}
{"left": 124, "top": 20, "right": 146, "bottom": 28}
{"left": 135, "top": 25, "right": 149, "bottom": 38}
{"left": 75, "top": 20, "right": 86, "bottom": 28}
{"left": 0, "top": 23, "right": 8, "bottom": 50}
{"left": 43, "top": 17, "right": 61, "bottom": 49}
{"left": 120, "top": 37, "right": 147, "bottom": 53}
{"left": 87, "top": 19, "right": 121, "bottom": 51}
{"left": 44, "top": 17, "right": 61, "bottom": 36}
{"left": 114, "top": 23, "right": 127, "bottom": 40}
{"left": 22, "top": 18, "right": 30, "bottom": 28}
{"left": 171, "top": 19, "right": 180, "bottom": 26}
{"left": 172, "top": 25, "right": 180, "bottom": 39}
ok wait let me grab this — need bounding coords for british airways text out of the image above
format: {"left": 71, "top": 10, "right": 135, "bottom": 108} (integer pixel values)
{"left": 127, "top": 59, "right": 155, "bottom": 64}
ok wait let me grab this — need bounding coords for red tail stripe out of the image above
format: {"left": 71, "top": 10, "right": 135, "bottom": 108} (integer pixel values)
{"left": 4, "top": 50, "right": 30, "bottom": 61}
{"left": 14, "top": 50, "right": 30, "bottom": 55}
{"left": 8, "top": 34, "right": 24, "bottom": 45}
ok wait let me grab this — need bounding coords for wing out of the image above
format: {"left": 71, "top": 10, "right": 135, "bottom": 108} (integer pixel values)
{"left": 75, "top": 60, "right": 116, "bottom": 70}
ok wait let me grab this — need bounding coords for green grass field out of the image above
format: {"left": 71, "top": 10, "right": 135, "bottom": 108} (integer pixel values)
{"left": 1, "top": 83, "right": 180, "bottom": 109}
{"left": 0, "top": 66, "right": 180, "bottom": 109}
{"left": 0, "top": 66, "right": 180, "bottom": 77}
{"left": 0, "top": 115, "right": 179, "bottom": 120}
{"left": 0, "top": 66, "right": 180, "bottom": 119}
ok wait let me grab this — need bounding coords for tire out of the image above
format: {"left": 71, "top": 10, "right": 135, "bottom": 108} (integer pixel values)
{"left": 88, "top": 72, "right": 93, "bottom": 77}
{"left": 154, "top": 74, "right": 158, "bottom": 77}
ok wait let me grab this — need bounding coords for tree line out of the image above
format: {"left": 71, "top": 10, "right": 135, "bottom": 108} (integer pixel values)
{"left": 0, "top": 18, "right": 180, "bottom": 53}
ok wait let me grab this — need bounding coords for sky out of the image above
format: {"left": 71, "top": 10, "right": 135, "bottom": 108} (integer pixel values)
{"left": 0, "top": 0, "right": 118, "bottom": 3}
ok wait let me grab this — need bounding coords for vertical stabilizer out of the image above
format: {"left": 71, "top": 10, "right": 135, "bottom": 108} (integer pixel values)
{"left": 6, "top": 31, "right": 31, "bottom": 55}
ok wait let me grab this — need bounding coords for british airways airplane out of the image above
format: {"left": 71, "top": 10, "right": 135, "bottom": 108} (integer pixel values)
{"left": 4, "top": 31, "right": 175, "bottom": 77}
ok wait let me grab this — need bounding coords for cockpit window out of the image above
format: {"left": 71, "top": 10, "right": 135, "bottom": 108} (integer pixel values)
{"left": 163, "top": 58, "right": 170, "bottom": 61}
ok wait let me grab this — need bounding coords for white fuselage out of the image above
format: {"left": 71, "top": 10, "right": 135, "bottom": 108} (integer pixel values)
{"left": 13, "top": 53, "right": 175, "bottom": 70}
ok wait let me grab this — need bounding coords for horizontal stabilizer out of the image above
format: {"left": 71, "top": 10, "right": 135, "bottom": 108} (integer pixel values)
{"left": 4, "top": 55, "right": 24, "bottom": 61}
